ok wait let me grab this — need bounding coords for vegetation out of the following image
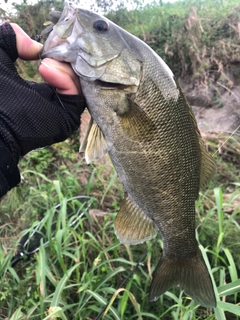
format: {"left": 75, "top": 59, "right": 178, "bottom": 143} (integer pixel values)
{"left": 0, "top": 0, "right": 240, "bottom": 319}
{"left": 107, "top": 0, "right": 240, "bottom": 78}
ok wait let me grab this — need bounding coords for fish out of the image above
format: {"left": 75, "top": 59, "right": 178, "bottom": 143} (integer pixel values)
{"left": 40, "top": 10, "right": 62, "bottom": 39}
{"left": 41, "top": 4, "right": 217, "bottom": 308}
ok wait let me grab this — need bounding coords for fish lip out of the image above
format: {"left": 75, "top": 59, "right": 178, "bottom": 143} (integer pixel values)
{"left": 40, "top": 45, "right": 74, "bottom": 61}
{"left": 39, "top": 47, "right": 44, "bottom": 59}
{"left": 41, "top": 52, "right": 49, "bottom": 59}
{"left": 40, "top": 50, "right": 64, "bottom": 60}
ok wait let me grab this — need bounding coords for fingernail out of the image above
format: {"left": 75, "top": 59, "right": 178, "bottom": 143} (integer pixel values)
{"left": 41, "top": 60, "right": 51, "bottom": 69}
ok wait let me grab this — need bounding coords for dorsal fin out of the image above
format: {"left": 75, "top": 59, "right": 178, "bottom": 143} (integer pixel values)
{"left": 186, "top": 98, "right": 216, "bottom": 189}
{"left": 199, "top": 138, "right": 216, "bottom": 189}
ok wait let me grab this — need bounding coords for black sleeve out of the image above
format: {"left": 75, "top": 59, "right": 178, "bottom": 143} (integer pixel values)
{"left": 0, "top": 22, "right": 18, "bottom": 62}
{"left": 0, "top": 140, "right": 21, "bottom": 197}
{"left": 0, "top": 23, "right": 86, "bottom": 198}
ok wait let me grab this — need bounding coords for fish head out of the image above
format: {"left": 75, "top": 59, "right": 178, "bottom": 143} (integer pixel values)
{"left": 41, "top": 4, "right": 141, "bottom": 86}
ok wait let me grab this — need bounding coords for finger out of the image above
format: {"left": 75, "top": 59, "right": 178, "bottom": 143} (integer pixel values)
{"left": 39, "top": 58, "right": 81, "bottom": 95}
{"left": 10, "top": 23, "right": 42, "bottom": 60}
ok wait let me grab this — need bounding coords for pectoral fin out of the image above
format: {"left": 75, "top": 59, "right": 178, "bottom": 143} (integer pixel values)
{"left": 80, "top": 117, "right": 108, "bottom": 163}
{"left": 115, "top": 195, "right": 157, "bottom": 245}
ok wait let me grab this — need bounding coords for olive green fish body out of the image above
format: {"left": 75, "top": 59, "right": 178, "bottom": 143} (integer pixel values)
{"left": 81, "top": 42, "right": 200, "bottom": 256}
{"left": 42, "top": 5, "right": 216, "bottom": 308}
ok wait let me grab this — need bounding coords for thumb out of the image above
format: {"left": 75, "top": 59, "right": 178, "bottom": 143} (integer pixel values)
{"left": 10, "top": 23, "right": 42, "bottom": 60}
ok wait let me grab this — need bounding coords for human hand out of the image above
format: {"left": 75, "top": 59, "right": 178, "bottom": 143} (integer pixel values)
{"left": 10, "top": 23, "right": 80, "bottom": 95}
{"left": 0, "top": 22, "right": 86, "bottom": 198}
{"left": 1, "top": 22, "right": 85, "bottom": 156}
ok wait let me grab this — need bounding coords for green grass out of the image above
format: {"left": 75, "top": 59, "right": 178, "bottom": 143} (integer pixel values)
{"left": 106, "top": 0, "right": 240, "bottom": 80}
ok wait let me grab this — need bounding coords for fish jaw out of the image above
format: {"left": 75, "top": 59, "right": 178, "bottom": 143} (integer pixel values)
{"left": 41, "top": 5, "right": 82, "bottom": 63}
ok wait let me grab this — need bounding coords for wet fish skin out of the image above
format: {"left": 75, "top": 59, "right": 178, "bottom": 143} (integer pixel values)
{"left": 42, "top": 5, "right": 216, "bottom": 308}
{"left": 41, "top": 11, "right": 62, "bottom": 39}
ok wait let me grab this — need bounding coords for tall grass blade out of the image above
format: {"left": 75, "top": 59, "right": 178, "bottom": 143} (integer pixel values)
{"left": 101, "top": 170, "right": 117, "bottom": 204}
{"left": 21, "top": 169, "right": 52, "bottom": 182}
{"left": 214, "top": 187, "right": 224, "bottom": 252}
{"left": 86, "top": 289, "right": 120, "bottom": 319}
{"left": 0, "top": 252, "right": 12, "bottom": 275}
{"left": 103, "top": 288, "right": 142, "bottom": 319}
{"left": 51, "top": 263, "right": 80, "bottom": 306}
{"left": 7, "top": 266, "right": 20, "bottom": 282}
{"left": 223, "top": 247, "right": 238, "bottom": 283}
{"left": 217, "top": 301, "right": 240, "bottom": 316}
{"left": 36, "top": 241, "right": 47, "bottom": 299}
{"left": 43, "top": 306, "right": 68, "bottom": 320}
{"left": 140, "top": 313, "right": 160, "bottom": 319}
{"left": 218, "top": 279, "right": 240, "bottom": 297}
{"left": 53, "top": 179, "right": 62, "bottom": 199}
{"left": 55, "top": 229, "right": 67, "bottom": 274}
{"left": 9, "top": 307, "right": 24, "bottom": 320}
{"left": 36, "top": 240, "right": 47, "bottom": 317}
{"left": 95, "top": 266, "right": 126, "bottom": 290}
{"left": 199, "top": 245, "right": 226, "bottom": 320}
{"left": 120, "top": 279, "right": 133, "bottom": 317}
{"left": 85, "top": 167, "right": 97, "bottom": 195}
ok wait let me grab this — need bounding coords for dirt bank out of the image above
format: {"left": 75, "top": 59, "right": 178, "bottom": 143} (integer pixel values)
{"left": 180, "top": 64, "right": 240, "bottom": 133}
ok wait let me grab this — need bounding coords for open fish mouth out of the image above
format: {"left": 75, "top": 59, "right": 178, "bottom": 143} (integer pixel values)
{"left": 94, "top": 80, "right": 137, "bottom": 92}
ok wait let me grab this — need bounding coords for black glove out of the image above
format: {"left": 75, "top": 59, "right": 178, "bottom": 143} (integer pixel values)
{"left": 0, "top": 23, "right": 85, "bottom": 198}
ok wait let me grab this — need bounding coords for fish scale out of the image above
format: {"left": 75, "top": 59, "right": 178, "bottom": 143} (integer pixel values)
{"left": 42, "top": 4, "right": 217, "bottom": 308}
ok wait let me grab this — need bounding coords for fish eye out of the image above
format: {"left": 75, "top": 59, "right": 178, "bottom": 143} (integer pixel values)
{"left": 93, "top": 20, "right": 109, "bottom": 32}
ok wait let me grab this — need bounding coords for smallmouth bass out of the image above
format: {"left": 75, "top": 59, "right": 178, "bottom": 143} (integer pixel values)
{"left": 42, "top": 4, "right": 216, "bottom": 308}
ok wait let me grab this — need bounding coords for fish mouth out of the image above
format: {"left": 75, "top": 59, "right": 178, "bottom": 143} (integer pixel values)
{"left": 39, "top": 47, "right": 44, "bottom": 59}
{"left": 40, "top": 38, "right": 72, "bottom": 60}
{"left": 41, "top": 52, "right": 51, "bottom": 59}
{"left": 94, "top": 80, "right": 137, "bottom": 92}
{"left": 40, "top": 49, "right": 68, "bottom": 61}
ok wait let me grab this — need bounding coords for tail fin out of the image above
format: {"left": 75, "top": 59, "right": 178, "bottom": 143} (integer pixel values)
{"left": 149, "top": 250, "right": 216, "bottom": 308}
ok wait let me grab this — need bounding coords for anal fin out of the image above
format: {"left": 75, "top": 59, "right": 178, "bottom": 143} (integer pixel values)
{"left": 114, "top": 195, "right": 157, "bottom": 245}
